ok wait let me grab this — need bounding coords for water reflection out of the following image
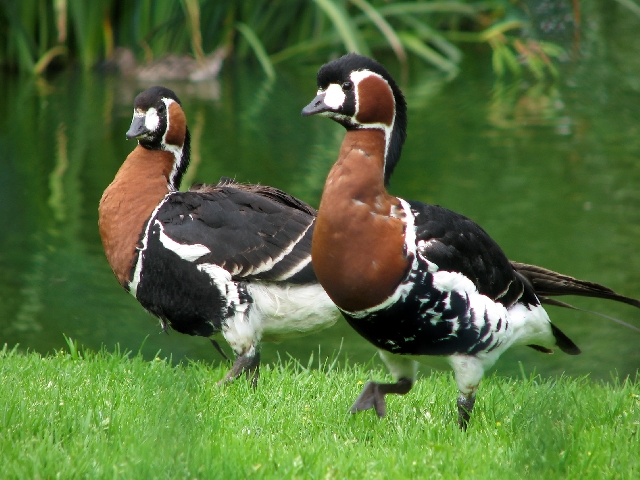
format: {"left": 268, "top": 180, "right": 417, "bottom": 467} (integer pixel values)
{"left": 488, "top": 81, "right": 571, "bottom": 134}
{"left": 1, "top": 17, "right": 639, "bottom": 382}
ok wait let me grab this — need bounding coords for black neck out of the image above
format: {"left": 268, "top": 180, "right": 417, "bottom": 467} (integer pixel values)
{"left": 383, "top": 88, "right": 407, "bottom": 186}
{"left": 170, "top": 127, "right": 191, "bottom": 190}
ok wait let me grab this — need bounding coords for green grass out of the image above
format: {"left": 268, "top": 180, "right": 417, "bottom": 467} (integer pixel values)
{"left": 1, "top": 342, "right": 638, "bottom": 479}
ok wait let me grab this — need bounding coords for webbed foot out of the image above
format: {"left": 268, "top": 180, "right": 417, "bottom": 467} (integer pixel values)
{"left": 350, "top": 377, "right": 413, "bottom": 417}
{"left": 218, "top": 349, "right": 261, "bottom": 388}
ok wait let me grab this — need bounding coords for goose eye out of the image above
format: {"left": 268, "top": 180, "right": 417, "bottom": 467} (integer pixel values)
{"left": 342, "top": 81, "right": 353, "bottom": 91}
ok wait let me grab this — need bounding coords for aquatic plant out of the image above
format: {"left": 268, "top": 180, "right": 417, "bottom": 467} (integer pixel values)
{"left": 0, "top": 1, "right": 573, "bottom": 79}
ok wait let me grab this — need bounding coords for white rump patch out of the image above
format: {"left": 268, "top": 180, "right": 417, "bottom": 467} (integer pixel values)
{"left": 156, "top": 221, "right": 210, "bottom": 261}
{"left": 323, "top": 84, "right": 346, "bottom": 109}
{"left": 504, "top": 302, "right": 554, "bottom": 349}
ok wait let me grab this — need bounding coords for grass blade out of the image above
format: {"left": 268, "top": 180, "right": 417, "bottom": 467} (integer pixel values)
{"left": 377, "top": 1, "right": 479, "bottom": 17}
{"left": 398, "top": 31, "right": 459, "bottom": 77}
{"left": 34, "top": 45, "right": 67, "bottom": 74}
{"left": 181, "top": 0, "right": 204, "bottom": 62}
{"left": 350, "top": 0, "right": 406, "bottom": 67}
{"left": 235, "top": 22, "right": 276, "bottom": 79}
{"left": 394, "top": 14, "right": 462, "bottom": 64}
{"left": 614, "top": 0, "right": 640, "bottom": 18}
{"left": 313, "top": 0, "right": 369, "bottom": 55}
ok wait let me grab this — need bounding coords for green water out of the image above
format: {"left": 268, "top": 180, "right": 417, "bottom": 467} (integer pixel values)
{"left": 1, "top": 11, "right": 640, "bottom": 381}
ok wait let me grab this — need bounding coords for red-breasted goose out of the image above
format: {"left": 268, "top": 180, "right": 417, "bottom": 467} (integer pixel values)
{"left": 99, "top": 86, "right": 340, "bottom": 385}
{"left": 302, "top": 53, "right": 640, "bottom": 427}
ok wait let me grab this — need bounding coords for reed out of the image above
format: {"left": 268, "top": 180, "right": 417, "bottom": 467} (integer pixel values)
{"left": 0, "top": 0, "right": 572, "bottom": 79}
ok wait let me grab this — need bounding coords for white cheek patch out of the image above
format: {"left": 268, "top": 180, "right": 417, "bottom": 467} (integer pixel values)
{"left": 324, "top": 83, "right": 346, "bottom": 109}
{"left": 145, "top": 107, "right": 160, "bottom": 132}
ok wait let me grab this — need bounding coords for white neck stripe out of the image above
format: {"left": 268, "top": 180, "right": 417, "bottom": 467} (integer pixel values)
{"left": 160, "top": 98, "right": 184, "bottom": 190}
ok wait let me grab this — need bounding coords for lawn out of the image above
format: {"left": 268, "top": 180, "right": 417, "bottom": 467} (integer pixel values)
{"left": 0, "top": 342, "right": 637, "bottom": 479}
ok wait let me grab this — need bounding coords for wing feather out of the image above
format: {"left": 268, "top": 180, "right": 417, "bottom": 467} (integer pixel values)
{"left": 155, "top": 181, "right": 317, "bottom": 283}
{"left": 407, "top": 200, "right": 533, "bottom": 307}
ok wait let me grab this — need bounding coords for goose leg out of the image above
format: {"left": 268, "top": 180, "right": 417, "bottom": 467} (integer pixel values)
{"left": 449, "top": 355, "right": 485, "bottom": 430}
{"left": 218, "top": 345, "right": 261, "bottom": 388}
{"left": 457, "top": 392, "right": 476, "bottom": 430}
{"left": 351, "top": 378, "right": 413, "bottom": 417}
{"left": 351, "top": 350, "right": 418, "bottom": 417}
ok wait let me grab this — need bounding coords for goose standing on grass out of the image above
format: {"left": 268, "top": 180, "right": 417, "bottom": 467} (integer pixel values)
{"left": 99, "top": 86, "right": 340, "bottom": 385}
{"left": 301, "top": 53, "right": 640, "bottom": 428}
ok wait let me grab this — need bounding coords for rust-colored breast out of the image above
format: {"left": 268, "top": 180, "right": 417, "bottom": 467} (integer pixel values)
{"left": 312, "top": 129, "right": 409, "bottom": 312}
{"left": 98, "top": 146, "right": 175, "bottom": 287}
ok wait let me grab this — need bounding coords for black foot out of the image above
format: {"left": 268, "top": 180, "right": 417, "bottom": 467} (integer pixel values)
{"left": 350, "top": 378, "right": 413, "bottom": 417}
{"left": 218, "top": 350, "right": 261, "bottom": 388}
{"left": 457, "top": 394, "right": 476, "bottom": 430}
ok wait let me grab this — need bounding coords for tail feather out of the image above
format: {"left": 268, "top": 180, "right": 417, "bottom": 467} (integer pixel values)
{"left": 549, "top": 323, "right": 581, "bottom": 355}
{"left": 539, "top": 296, "right": 640, "bottom": 333}
{"left": 511, "top": 261, "right": 640, "bottom": 309}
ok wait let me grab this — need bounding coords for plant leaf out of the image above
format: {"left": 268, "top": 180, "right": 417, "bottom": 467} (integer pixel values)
{"left": 235, "top": 22, "right": 276, "bottom": 79}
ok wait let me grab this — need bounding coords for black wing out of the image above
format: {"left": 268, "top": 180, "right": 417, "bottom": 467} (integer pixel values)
{"left": 407, "top": 200, "right": 535, "bottom": 307}
{"left": 190, "top": 177, "right": 318, "bottom": 216}
{"left": 155, "top": 181, "right": 317, "bottom": 283}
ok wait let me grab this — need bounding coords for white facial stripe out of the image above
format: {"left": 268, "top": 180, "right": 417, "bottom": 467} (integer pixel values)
{"left": 324, "top": 83, "right": 346, "bottom": 109}
{"left": 145, "top": 107, "right": 159, "bottom": 132}
{"left": 350, "top": 69, "right": 376, "bottom": 85}
{"left": 158, "top": 98, "right": 184, "bottom": 189}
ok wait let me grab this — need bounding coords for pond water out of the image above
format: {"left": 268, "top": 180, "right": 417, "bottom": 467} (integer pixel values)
{"left": 1, "top": 7, "right": 639, "bottom": 381}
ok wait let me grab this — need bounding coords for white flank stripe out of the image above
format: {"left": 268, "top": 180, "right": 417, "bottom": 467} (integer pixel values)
{"left": 197, "top": 263, "right": 244, "bottom": 314}
{"left": 274, "top": 256, "right": 312, "bottom": 281}
{"left": 244, "top": 221, "right": 314, "bottom": 276}
{"left": 128, "top": 193, "right": 173, "bottom": 297}
{"left": 156, "top": 221, "right": 211, "bottom": 261}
